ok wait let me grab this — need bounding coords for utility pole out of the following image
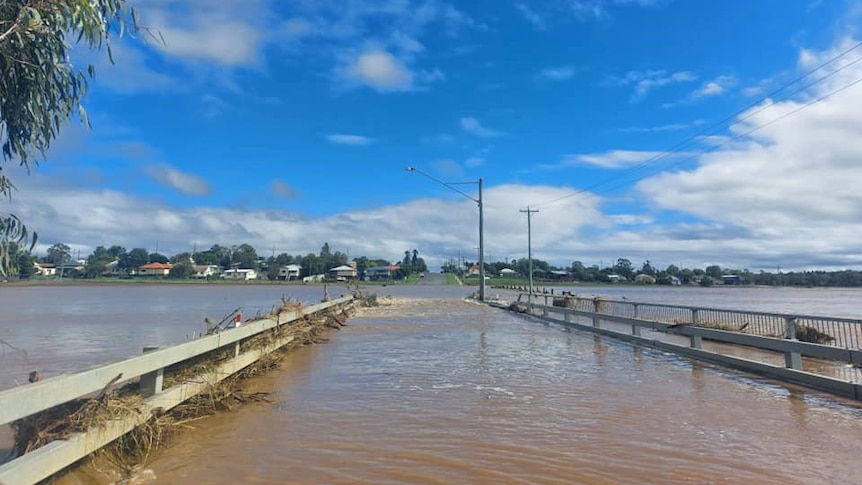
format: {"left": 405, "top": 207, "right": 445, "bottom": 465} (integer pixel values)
{"left": 520, "top": 206, "right": 539, "bottom": 306}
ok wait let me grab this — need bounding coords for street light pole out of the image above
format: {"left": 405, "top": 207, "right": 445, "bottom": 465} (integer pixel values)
{"left": 520, "top": 206, "right": 538, "bottom": 306}
{"left": 478, "top": 177, "right": 485, "bottom": 302}
{"left": 406, "top": 166, "right": 485, "bottom": 301}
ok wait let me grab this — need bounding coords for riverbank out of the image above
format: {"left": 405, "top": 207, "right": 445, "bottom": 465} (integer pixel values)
{"left": 0, "top": 278, "right": 432, "bottom": 288}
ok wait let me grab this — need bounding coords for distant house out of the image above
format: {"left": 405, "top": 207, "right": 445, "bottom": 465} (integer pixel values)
{"left": 303, "top": 274, "right": 326, "bottom": 283}
{"left": 499, "top": 268, "right": 517, "bottom": 277}
{"left": 193, "top": 265, "right": 221, "bottom": 279}
{"left": 549, "top": 270, "right": 570, "bottom": 280}
{"left": 103, "top": 260, "right": 121, "bottom": 276}
{"left": 329, "top": 265, "right": 357, "bottom": 281}
{"left": 606, "top": 274, "right": 626, "bottom": 283}
{"left": 138, "top": 262, "right": 172, "bottom": 277}
{"left": 278, "top": 264, "right": 302, "bottom": 281}
{"left": 365, "top": 265, "right": 399, "bottom": 281}
{"left": 223, "top": 268, "right": 257, "bottom": 280}
{"left": 35, "top": 263, "right": 57, "bottom": 276}
{"left": 723, "top": 275, "right": 744, "bottom": 285}
{"left": 467, "top": 264, "right": 481, "bottom": 277}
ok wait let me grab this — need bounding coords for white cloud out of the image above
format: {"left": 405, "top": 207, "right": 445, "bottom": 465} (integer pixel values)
{"left": 465, "top": 157, "right": 485, "bottom": 168}
{"left": 137, "top": 0, "right": 265, "bottom": 66}
{"left": 692, "top": 75, "right": 737, "bottom": 99}
{"left": 569, "top": 0, "right": 668, "bottom": 21}
{"left": 325, "top": 134, "right": 376, "bottom": 146}
{"left": 633, "top": 36, "right": 862, "bottom": 269}
{"left": 538, "top": 66, "right": 579, "bottom": 81}
{"left": 515, "top": 3, "right": 546, "bottom": 30}
{"left": 145, "top": 165, "right": 212, "bottom": 196}
{"left": 618, "top": 123, "right": 692, "bottom": 133}
{"left": 460, "top": 117, "right": 504, "bottom": 138}
{"left": 343, "top": 49, "right": 415, "bottom": 92}
{"left": 547, "top": 150, "right": 681, "bottom": 169}
{"left": 607, "top": 70, "right": 698, "bottom": 101}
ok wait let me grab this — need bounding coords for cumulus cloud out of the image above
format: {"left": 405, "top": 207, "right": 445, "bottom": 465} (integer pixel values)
{"left": 145, "top": 165, "right": 212, "bottom": 196}
{"left": 634, "top": 36, "right": 862, "bottom": 269}
{"left": 137, "top": 0, "right": 266, "bottom": 66}
{"left": 9, "top": 173, "right": 608, "bottom": 268}
{"left": 343, "top": 49, "right": 415, "bottom": 92}
{"left": 460, "top": 117, "right": 504, "bottom": 138}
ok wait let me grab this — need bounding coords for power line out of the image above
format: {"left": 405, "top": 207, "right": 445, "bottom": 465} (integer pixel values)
{"left": 534, "top": 40, "right": 862, "bottom": 208}
{"left": 576, "top": 71, "right": 862, "bottom": 198}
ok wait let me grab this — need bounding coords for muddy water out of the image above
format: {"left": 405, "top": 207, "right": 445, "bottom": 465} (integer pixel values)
{"left": 3, "top": 284, "right": 862, "bottom": 484}
{"left": 145, "top": 298, "right": 862, "bottom": 485}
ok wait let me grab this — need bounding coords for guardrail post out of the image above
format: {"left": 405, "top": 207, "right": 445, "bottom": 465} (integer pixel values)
{"left": 632, "top": 304, "right": 641, "bottom": 337}
{"left": 592, "top": 300, "right": 601, "bottom": 328}
{"left": 140, "top": 346, "right": 163, "bottom": 397}
{"left": 784, "top": 317, "right": 802, "bottom": 370}
{"left": 689, "top": 309, "right": 702, "bottom": 349}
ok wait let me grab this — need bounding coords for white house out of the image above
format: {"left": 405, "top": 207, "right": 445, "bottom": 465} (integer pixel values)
{"left": 223, "top": 268, "right": 258, "bottom": 280}
{"left": 499, "top": 268, "right": 517, "bottom": 277}
{"left": 35, "top": 263, "right": 57, "bottom": 276}
{"left": 278, "top": 264, "right": 302, "bottom": 281}
{"left": 193, "top": 265, "right": 221, "bottom": 279}
{"left": 329, "top": 265, "right": 357, "bottom": 281}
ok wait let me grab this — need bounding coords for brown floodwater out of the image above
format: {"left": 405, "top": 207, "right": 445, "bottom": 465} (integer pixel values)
{"left": 3, "top": 284, "right": 862, "bottom": 484}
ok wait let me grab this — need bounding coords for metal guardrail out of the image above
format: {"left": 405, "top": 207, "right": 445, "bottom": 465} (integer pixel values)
{"left": 532, "top": 293, "right": 862, "bottom": 350}
{"left": 507, "top": 294, "right": 862, "bottom": 401}
{"left": 0, "top": 295, "right": 353, "bottom": 485}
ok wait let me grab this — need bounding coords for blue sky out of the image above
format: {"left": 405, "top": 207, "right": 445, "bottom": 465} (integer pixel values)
{"left": 8, "top": 0, "right": 862, "bottom": 271}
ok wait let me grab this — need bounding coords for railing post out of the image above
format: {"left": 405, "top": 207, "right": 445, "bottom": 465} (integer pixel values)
{"left": 140, "top": 346, "right": 163, "bottom": 397}
{"left": 632, "top": 304, "right": 641, "bottom": 337}
{"left": 592, "top": 300, "right": 601, "bottom": 328}
{"left": 564, "top": 309, "right": 572, "bottom": 323}
{"left": 785, "top": 317, "right": 802, "bottom": 370}
{"left": 689, "top": 309, "right": 702, "bottom": 349}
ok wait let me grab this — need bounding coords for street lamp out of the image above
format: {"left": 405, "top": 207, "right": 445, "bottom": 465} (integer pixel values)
{"left": 406, "top": 166, "right": 485, "bottom": 301}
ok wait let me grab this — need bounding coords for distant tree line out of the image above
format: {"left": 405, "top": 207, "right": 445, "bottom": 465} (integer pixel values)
{"left": 2, "top": 241, "right": 427, "bottom": 281}
{"left": 445, "top": 256, "right": 862, "bottom": 288}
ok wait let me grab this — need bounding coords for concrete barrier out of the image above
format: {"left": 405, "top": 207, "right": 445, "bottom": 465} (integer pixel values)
{"left": 0, "top": 296, "right": 354, "bottom": 485}
{"left": 495, "top": 299, "right": 862, "bottom": 401}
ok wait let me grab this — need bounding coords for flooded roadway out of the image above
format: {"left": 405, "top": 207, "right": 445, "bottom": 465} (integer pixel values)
{"left": 144, "top": 297, "right": 862, "bottom": 485}
{"left": 2, "top": 284, "right": 862, "bottom": 483}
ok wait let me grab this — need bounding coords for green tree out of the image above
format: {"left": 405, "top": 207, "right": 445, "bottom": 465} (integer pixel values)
{"left": 169, "top": 260, "right": 194, "bottom": 279}
{"left": 0, "top": 0, "right": 138, "bottom": 276}
{"left": 83, "top": 245, "right": 116, "bottom": 278}
{"left": 17, "top": 250, "right": 36, "bottom": 278}
{"left": 231, "top": 243, "right": 258, "bottom": 269}
{"left": 612, "top": 258, "right": 635, "bottom": 280}
{"left": 640, "top": 260, "right": 656, "bottom": 276}
{"left": 170, "top": 252, "right": 192, "bottom": 264}
{"left": 705, "top": 265, "right": 723, "bottom": 279}
{"left": 120, "top": 247, "right": 149, "bottom": 272}
{"left": 148, "top": 252, "right": 169, "bottom": 264}
{"left": 46, "top": 242, "right": 71, "bottom": 264}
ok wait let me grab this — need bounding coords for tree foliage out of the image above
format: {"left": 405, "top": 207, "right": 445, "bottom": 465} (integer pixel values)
{"left": 0, "top": 0, "right": 137, "bottom": 276}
